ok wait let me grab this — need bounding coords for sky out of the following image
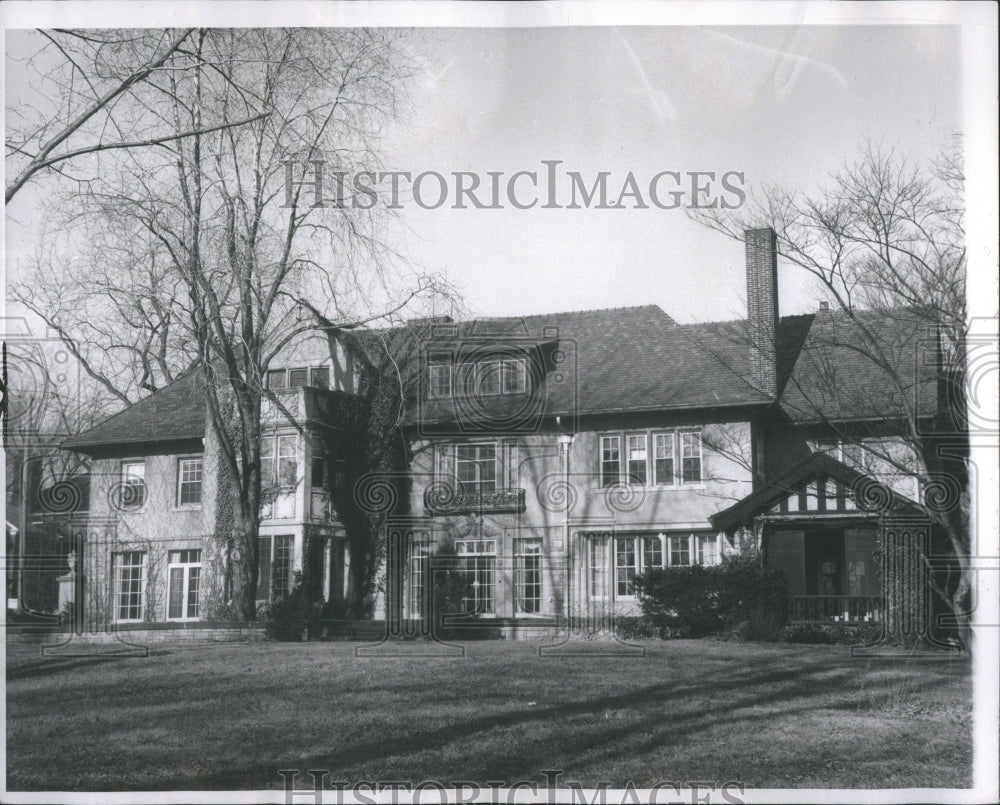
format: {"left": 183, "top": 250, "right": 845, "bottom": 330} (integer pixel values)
{"left": 1, "top": 7, "right": 981, "bottom": 335}
{"left": 380, "top": 24, "right": 963, "bottom": 323}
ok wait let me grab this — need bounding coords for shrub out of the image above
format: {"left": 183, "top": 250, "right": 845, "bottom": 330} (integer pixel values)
{"left": 634, "top": 565, "right": 723, "bottom": 637}
{"left": 635, "top": 550, "right": 789, "bottom": 641}
{"left": 612, "top": 615, "right": 660, "bottom": 640}
{"left": 266, "top": 580, "right": 311, "bottom": 641}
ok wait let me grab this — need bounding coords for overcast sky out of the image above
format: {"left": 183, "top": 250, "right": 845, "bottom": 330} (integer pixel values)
{"left": 2, "top": 9, "right": 980, "bottom": 330}
{"left": 383, "top": 24, "right": 962, "bottom": 323}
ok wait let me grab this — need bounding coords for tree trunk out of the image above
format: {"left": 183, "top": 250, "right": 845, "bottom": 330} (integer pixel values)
{"left": 230, "top": 504, "right": 259, "bottom": 621}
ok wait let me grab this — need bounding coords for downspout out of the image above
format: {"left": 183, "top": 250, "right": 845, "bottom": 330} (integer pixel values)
{"left": 556, "top": 416, "right": 573, "bottom": 622}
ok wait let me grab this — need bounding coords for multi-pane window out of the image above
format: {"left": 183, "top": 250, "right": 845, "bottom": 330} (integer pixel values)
{"left": 681, "top": 431, "right": 703, "bottom": 484}
{"left": 257, "top": 535, "right": 294, "bottom": 603}
{"left": 600, "top": 435, "right": 621, "bottom": 488}
{"left": 115, "top": 550, "right": 145, "bottom": 621}
{"left": 119, "top": 461, "right": 146, "bottom": 510}
{"left": 267, "top": 366, "right": 330, "bottom": 389}
{"left": 627, "top": 434, "right": 647, "bottom": 485}
{"left": 478, "top": 361, "right": 501, "bottom": 395}
{"left": 589, "top": 537, "right": 609, "bottom": 599}
{"left": 504, "top": 443, "right": 520, "bottom": 490}
{"left": 643, "top": 534, "right": 663, "bottom": 569}
{"left": 167, "top": 549, "right": 201, "bottom": 620}
{"left": 502, "top": 359, "right": 527, "bottom": 393}
{"left": 669, "top": 535, "right": 692, "bottom": 567}
{"left": 455, "top": 444, "right": 498, "bottom": 495}
{"left": 262, "top": 433, "right": 298, "bottom": 488}
{"left": 654, "top": 433, "right": 676, "bottom": 485}
{"left": 451, "top": 359, "right": 529, "bottom": 397}
{"left": 616, "top": 538, "right": 638, "bottom": 597}
{"left": 408, "top": 540, "right": 432, "bottom": 618}
{"left": 428, "top": 365, "right": 452, "bottom": 398}
{"left": 603, "top": 429, "right": 703, "bottom": 487}
{"left": 514, "top": 538, "right": 542, "bottom": 614}
{"left": 697, "top": 535, "right": 718, "bottom": 566}
{"left": 176, "top": 456, "right": 203, "bottom": 506}
{"left": 455, "top": 539, "right": 496, "bottom": 614}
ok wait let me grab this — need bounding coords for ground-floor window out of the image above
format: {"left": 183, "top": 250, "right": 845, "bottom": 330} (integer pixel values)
{"left": 669, "top": 534, "right": 691, "bottom": 567}
{"left": 514, "top": 538, "right": 542, "bottom": 614}
{"left": 616, "top": 534, "right": 665, "bottom": 597}
{"left": 408, "top": 539, "right": 432, "bottom": 618}
{"left": 114, "top": 550, "right": 145, "bottom": 622}
{"left": 257, "top": 535, "right": 294, "bottom": 603}
{"left": 696, "top": 535, "right": 718, "bottom": 565}
{"left": 588, "top": 536, "right": 610, "bottom": 599}
{"left": 455, "top": 539, "right": 496, "bottom": 614}
{"left": 167, "top": 549, "right": 201, "bottom": 620}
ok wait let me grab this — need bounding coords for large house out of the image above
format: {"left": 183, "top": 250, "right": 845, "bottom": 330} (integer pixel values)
{"left": 61, "top": 228, "right": 945, "bottom": 637}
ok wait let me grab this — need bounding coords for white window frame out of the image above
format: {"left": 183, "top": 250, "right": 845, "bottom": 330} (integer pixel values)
{"left": 667, "top": 534, "right": 693, "bottom": 567}
{"left": 477, "top": 360, "right": 502, "bottom": 396}
{"left": 613, "top": 533, "right": 665, "bottom": 600}
{"left": 175, "top": 455, "right": 203, "bottom": 508}
{"left": 119, "top": 460, "right": 146, "bottom": 511}
{"left": 588, "top": 536, "right": 610, "bottom": 601}
{"left": 502, "top": 358, "right": 527, "bottom": 394}
{"left": 166, "top": 549, "right": 202, "bottom": 621}
{"left": 428, "top": 364, "right": 452, "bottom": 399}
{"left": 679, "top": 430, "right": 704, "bottom": 485}
{"left": 436, "top": 441, "right": 521, "bottom": 493}
{"left": 599, "top": 434, "right": 621, "bottom": 488}
{"left": 514, "top": 538, "right": 543, "bottom": 614}
{"left": 407, "top": 539, "right": 433, "bottom": 619}
{"left": 114, "top": 550, "right": 145, "bottom": 622}
{"left": 696, "top": 534, "right": 719, "bottom": 566}
{"left": 653, "top": 431, "right": 677, "bottom": 486}
{"left": 626, "top": 433, "right": 648, "bottom": 486}
{"left": 455, "top": 539, "right": 497, "bottom": 614}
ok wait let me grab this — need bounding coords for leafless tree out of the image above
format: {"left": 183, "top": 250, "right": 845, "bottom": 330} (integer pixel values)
{"left": 9, "top": 28, "right": 450, "bottom": 621}
{"left": 692, "top": 137, "right": 975, "bottom": 648}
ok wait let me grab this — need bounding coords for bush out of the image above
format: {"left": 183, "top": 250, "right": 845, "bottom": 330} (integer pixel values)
{"left": 612, "top": 615, "right": 660, "bottom": 640}
{"left": 635, "top": 552, "right": 789, "bottom": 640}
{"left": 266, "top": 580, "right": 311, "bottom": 641}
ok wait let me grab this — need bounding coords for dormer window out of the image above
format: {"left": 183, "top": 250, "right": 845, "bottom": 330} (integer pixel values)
{"left": 266, "top": 366, "right": 331, "bottom": 390}
{"left": 435, "top": 357, "right": 529, "bottom": 399}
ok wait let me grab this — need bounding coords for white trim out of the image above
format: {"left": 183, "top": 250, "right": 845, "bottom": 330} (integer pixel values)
{"left": 175, "top": 454, "right": 204, "bottom": 509}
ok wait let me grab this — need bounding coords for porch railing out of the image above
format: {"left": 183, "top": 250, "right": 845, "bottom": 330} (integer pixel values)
{"left": 788, "top": 595, "right": 883, "bottom": 624}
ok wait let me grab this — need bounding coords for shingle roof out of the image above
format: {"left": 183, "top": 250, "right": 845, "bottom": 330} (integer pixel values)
{"left": 63, "top": 370, "right": 206, "bottom": 453}
{"left": 776, "top": 307, "right": 939, "bottom": 424}
{"left": 63, "top": 304, "right": 941, "bottom": 452}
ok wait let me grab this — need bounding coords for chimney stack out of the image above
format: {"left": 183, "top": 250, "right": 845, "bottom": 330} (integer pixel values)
{"left": 745, "top": 227, "right": 779, "bottom": 398}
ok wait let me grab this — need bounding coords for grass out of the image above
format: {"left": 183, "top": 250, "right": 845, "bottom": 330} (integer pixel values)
{"left": 5, "top": 638, "right": 971, "bottom": 791}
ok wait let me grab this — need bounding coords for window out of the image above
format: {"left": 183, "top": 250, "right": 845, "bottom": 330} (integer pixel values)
{"left": 697, "top": 535, "right": 718, "bottom": 566}
{"left": 428, "top": 365, "right": 452, "bottom": 399}
{"left": 311, "top": 456, "right": 325, "bottom": 488}
{"left": 408, "top": 540, "right": 432, "bottom": 618}
{"left": 455, "top": 539, "right": 496, "bottom": 614}
{"left": 588, "top": 537, "right": 609, "bottom": 599}
{"left": 266, "top": 369, "right": 287, "bottom": 390}
{"left": 167, "top": 549, "right": 201, "bottom": 620}
{"left": 455, "top": 444, "right": 498, "bottom": 495}
{"left": 287, "top": 367, "right": 309, "bottom": 388}
{"left": 176, "top": 456, "right": 203, "bottom": 506}
{"left": 310, "top": 367, "right": 330, "bottom": 389}
{"left": 600, "top": 435, "right": 621, "bottom": 488}
{"left": 514, "top": 538, "right": 542, "bottom": 614}
{"left": 654, "top": 432, "right": 675, "bottom": 485}
{"left": 114, "top": 550, "right": 145, "bottom": 621}
{"left": 669, "top": 535, "right": 692, "bottom": 567}
{"left": 119, "top": 461, "right": 146, "bottom": 510}
{"left": 643, "top": 534, "right": 663, "bottom": 569}
{"left": 504, "top": 443, "right": 520, "bottom": 490}
{"left": 456, "top": 363, "right": 476, "bottom": 396}
{"left": 257, "top": 535, "right": 294, "bottom": 603}
{"left": 479, "top": 361, "right": 501, "bottom": 395}
{"left": 503, "top": 359, "right": 527, "bottom": 393}
{"left": 627, "top": 434, "right": 647, "bottom": 485}
{"left": 681, "top": 431, "right": 702, "bottom": 484}
{"left": 261, "top": 433, "right": 298, "bottom": 489}
{"left": 615, "top": 537, "right": 637, "bottom": 597}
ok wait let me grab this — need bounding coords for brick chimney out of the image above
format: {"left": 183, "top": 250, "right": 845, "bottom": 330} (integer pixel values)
{"left": 745, "top": 227, "right": 779, "bottom": 397}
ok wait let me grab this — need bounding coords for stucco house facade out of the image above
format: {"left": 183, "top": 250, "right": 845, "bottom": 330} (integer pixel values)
{"left": 61, "top": 228, "right": 945, "bottom": 637}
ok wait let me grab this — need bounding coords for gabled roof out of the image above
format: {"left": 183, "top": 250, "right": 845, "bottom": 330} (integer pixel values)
{"left": 62, "top": 370, "right": 206, "bottom": 454}
{"left": 776, "top": 308, "right": 938, "bottom": 424}
{"left": 709, "top": 451, "right": 924, "bottom": 533}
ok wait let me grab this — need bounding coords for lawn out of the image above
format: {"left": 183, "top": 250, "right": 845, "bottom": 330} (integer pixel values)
{"left": 5, "top": 638, "right": 971, "bottom": 792}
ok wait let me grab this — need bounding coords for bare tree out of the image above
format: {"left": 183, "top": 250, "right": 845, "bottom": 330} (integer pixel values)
{"left": 692, "top": 138, "right": 974, "bottom": 648}
{"left": 10, "top": 28, "right": 448, "bottom": 621}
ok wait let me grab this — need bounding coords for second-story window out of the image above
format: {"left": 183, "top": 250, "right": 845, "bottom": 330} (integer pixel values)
{"left": 601, "top": 429, "right": 703, "bottom": 487}
{"left": 680, "top": 431, "right": 703, "bottom": 484}
{"left": 455, "top": 443, "right": 497, "bottom": 495}
{"left": 176, "top": 456, "right": 203, "bottom": 506}
{"left": 428, "top": 364, "right": 452, "bottom": 398}
{"left": 626, "top": 434, "right": 647, "bottom": 485}
{"left": 119, "top": 461, "right": 146, "bottom": 510}
{"left": 261, "top": 433, "right": 299, "bottom": 489}
{"left": 266, "top": 366, "right": 331, "bottom": 390}
{"left": 600, "top": 435, "right": 620, "bottom": 487}
{"left": 502, "top": 359, "right": 527, "bottom": 393}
